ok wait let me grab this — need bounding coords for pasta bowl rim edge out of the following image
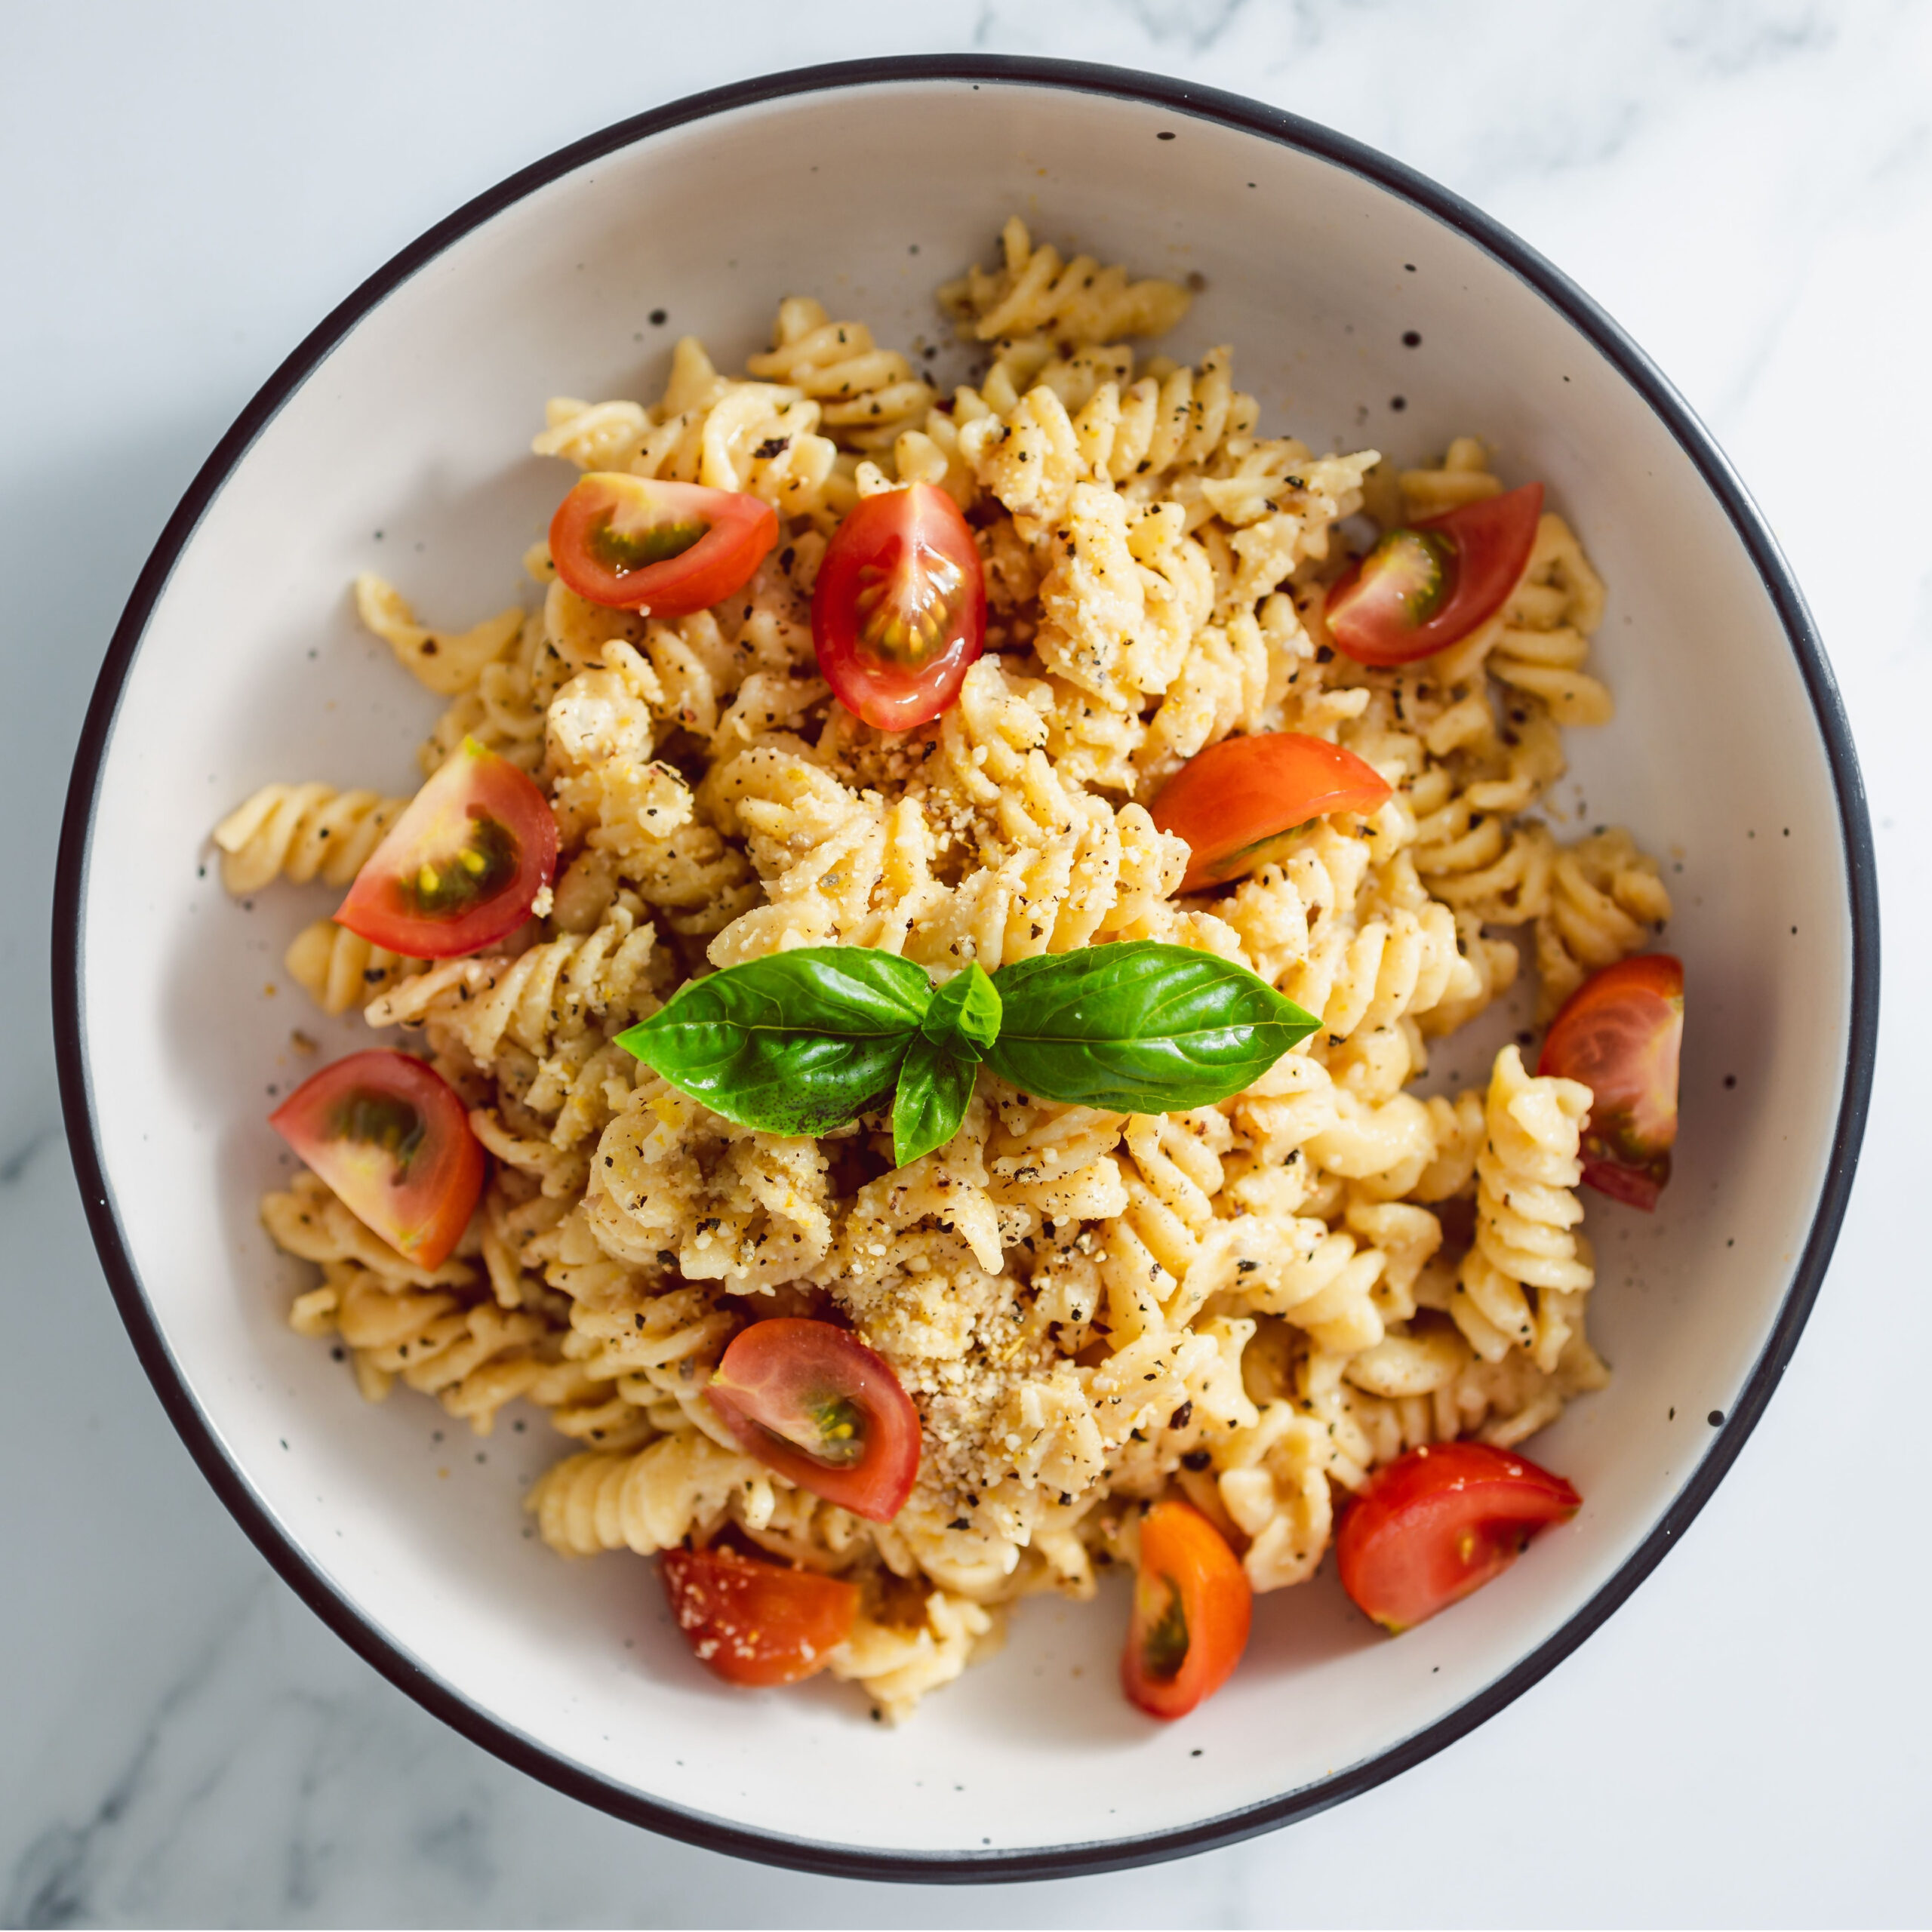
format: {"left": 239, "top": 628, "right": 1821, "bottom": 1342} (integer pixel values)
{"left": 50, "top": 51, "right": 1880, "bottom": 1884}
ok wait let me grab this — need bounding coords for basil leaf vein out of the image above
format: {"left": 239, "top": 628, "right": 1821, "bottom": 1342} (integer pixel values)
{"left": 919, "top": 961, "right": 1002, "bottom": 1060}
{"left": 984, "top": 940, "right": 1318, "bottom": 1112}
{"left": 891, "top": 1033, "right": 979, "bottom": 1168}
{"left": 616, "top": 946, "right": 931, "bottom": 1137}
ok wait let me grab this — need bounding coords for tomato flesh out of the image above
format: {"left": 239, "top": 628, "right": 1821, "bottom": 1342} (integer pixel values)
{"left": 335, "top": 738, "right": 555, "bottom": 960}
{"left": 1327, "top": 481, "right": 1544, "bottom": 666}
{"left": 1121, "top": 1500, "right": 1252, "bottom": 1719}
{"left": 270, "top": 1049, "right": 485, "bottom": 1269}
{"left": 1540, "top": 953, "right": 1683, "bottom": 1210}
{"left": 660, "top": 1546, "right": 857, "bottom": 1687}
{"left": 550, "top": 473, "right": 777, "bottom": 616}
{"left": 812, "top": 483, "right": 986, "bottom": 730}
{"left": 1337, "top": 1441, "right": 1580, "bottom": 1634}
{"left": 1149, "top": 733, "right": 1394, "bottom": 894}
{"left": 705, "top": 1318, "right": 921, "bottom": 1522}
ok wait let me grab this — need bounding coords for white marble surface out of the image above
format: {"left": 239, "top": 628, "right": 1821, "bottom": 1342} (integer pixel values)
{"left": 2, "top": 2, "right": 1927, "bottom": 1923}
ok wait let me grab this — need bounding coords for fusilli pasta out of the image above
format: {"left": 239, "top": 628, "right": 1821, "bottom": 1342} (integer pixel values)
{"left": 245, "top": 219, "right": 1665, "bottom": 1721}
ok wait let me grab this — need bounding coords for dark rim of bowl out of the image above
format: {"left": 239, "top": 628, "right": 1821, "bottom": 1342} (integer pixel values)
{"left": 53, "top": 53, "right": 1878, "bottom": 1886}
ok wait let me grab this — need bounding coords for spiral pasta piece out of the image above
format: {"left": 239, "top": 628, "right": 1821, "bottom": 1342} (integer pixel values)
{"left": 211, "top": 783, "right": 405, "bottom": 896}
{"left": 1097, "top": 1111, "right": 1235, "bottom": 1339}
{"left": 529, "top": 396, "right": 650, "bottom": 470}
{"left": 703, "top": 745, "right": 943, "bottom": 965}
{"left": 746, "top": 298, "right": 937, "bottom": 451}
{"left": 941, "top": 216, "right": 1192, "bottom": 347}
{"left": 354, "top": 576, "right": 526, "bottom": 698}
{"left": 1398, "top": 435, "right": 1504, "bottom": 521}
{"left": 1316, "top": 903, "right": 1465, "bottom": 1068}
{"left": 527, "top": 1429, "right": 775, "bottom": 1557}
{"left": 315, "top": 1265, "right": 561, "bottom": 1431}
{"left": 1215, "top": 1402, "right": 1335, "bottom": 1592}
{"left": 1535, "top": 826, "right": 1673, "bottom": 1019}
{"left": 829, "top": 1589, "right": 998, "bottom": 1724}
{"left": 263, "top": 1171, "right": 472, "bottom": 1290}
{"left": 1306, "top": 1321, "right": 1605, "bottom": 1481}
{"left": 417, "top": 608, "right": 572, "bottom": 777}
{"left": 283, "top": 918, "right": 420, "bottom": 1016}
{"left": 535, "top": 334, "right": 844, "bottom": 524}
{"left": 365, "top": 907, "right": 657, "bottom": 1064}
{"left": 1452, "top": 1045, "right": 1595, "bottom": 1370}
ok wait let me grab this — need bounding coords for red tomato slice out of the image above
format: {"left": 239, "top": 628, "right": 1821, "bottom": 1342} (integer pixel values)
{"left": 660, "top": 1546, "right": 858, "bottom": 1687}
{"left": 550, "top": 473, "right": 778, "bottom": 616}
{"left": 1121, "top": 1500, "right": 1253, "bottom": 1720}
{"left": 1540, "top": 953, "right": 1684, "bottom": 1210}
{"left": 812, "top": 483, "right": 986, "bottom": 731}
{"left": 1327, "top": 481, "right": 1544, "bottom": 666}
{"left": 334, "top": 738, "right": 556, "bottom": 960}
{"left": 705, "top": 1318, "right": 921, "bottom": 1523}
{"left": 1149, "top": 733, "right": 1394, "bottom": 894}
{"left": 269, "top": 1049, "right": 485, "bottom": 1269}
{"left": 1337, "top": 1441, "right": 1580, "bottom": 1634}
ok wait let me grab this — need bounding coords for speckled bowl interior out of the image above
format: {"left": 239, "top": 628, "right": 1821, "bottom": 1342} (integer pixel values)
{"left": 59, "top": 61, "right": 1872, "bottom": 1878}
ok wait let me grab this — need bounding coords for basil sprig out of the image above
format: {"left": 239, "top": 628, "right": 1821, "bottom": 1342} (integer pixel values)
{"left": 892, "top": 963, "right": 1003, "bottom": 1167}
{"left": 617, "top": 941, "right": 1317, "bottom": 1168}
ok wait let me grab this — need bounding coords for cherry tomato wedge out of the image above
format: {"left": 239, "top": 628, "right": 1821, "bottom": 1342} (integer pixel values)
{"left": 812, "top": 483, "right": 986, "bottom": 731}
{"left": 660, "top": 1545, "right": 858, "bottom": 1687}
{"left": 1540, "top": 953, "right": 1684, "bottom": 1210}
{"left": 550, "top": 472, "right": 778, "bottom": 617}
{"left": 1121, "top": 1500, "right": 1252, "bottom": 1720}
{"left": 1337, "top": 1441, "right": 1580, "bottom": 1634}
{"left": 1327, "top": 481, "right": 1544, "bottom": 666}
{"left": 1149, "top": 733, "right": 1394, "bottom": 894}
{"left": 705, "top": 1318, "right": 921, "bottom": 1522}
{"left": 269, "top": 1048, "right": 485, "bottom": 1269}
{"left": 334, "top": 737, "right": 556, "bottom": 960}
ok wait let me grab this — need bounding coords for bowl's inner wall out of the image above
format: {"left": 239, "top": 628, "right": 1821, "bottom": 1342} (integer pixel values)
{"left": 78, "top": 77, "right": 1851, "bottom": 1858}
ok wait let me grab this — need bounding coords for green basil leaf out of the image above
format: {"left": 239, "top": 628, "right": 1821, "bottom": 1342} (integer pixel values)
{"left": 984, "top": 940, "right": 1318, "bottom": 1112}
{"left": 616, "top": 946, "right": 931, "bottom": 1137}
{"left": 891, "top": 1033, "right": 978, "bottom": 1168}
{"left": 919, "top": 961, "right": 1002, "bottom": 1060}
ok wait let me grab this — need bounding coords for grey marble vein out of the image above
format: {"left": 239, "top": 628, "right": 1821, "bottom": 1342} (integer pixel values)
{"left": 0, "top": 1126, "right": 57, "bottom": 1189}
{"left": 5, "top": 1586, "right": 269, "bottom": 1929}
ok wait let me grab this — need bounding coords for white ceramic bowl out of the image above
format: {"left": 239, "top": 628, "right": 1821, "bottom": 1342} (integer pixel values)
{"left": 56, "top": 57, "right": 1876, "bottom": 1880}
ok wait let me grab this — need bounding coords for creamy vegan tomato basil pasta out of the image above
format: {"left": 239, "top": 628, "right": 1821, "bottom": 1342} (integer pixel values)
{"left": 215, "top": 218, "right": 1684, "bottom": 1721}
